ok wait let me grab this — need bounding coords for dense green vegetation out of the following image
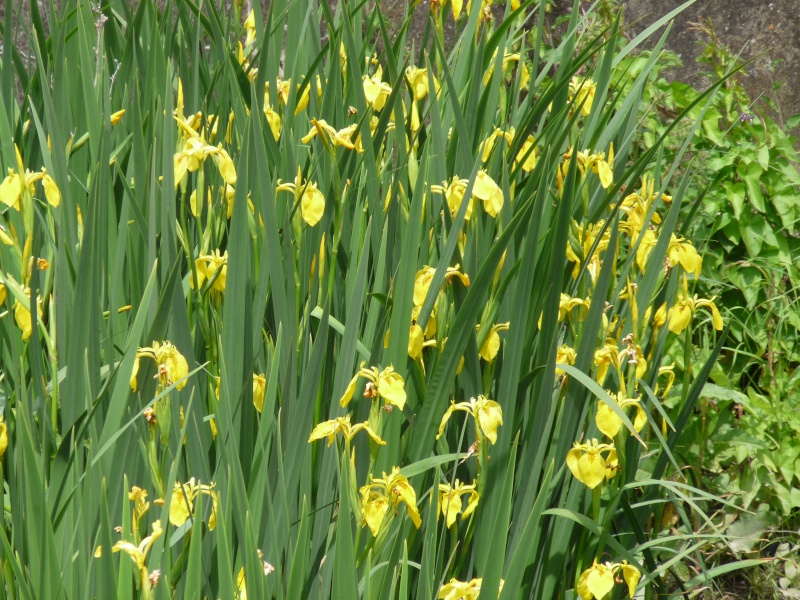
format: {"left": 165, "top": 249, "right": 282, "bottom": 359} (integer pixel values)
{"left": 0, "top": 0, "right": 794, "bottom": 598}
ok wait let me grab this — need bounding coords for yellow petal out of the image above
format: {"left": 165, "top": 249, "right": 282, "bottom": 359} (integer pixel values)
{"left": 253, "top": 374, "right": 266, "bottom": 413}
{"left": 596, "top": 160, "right": 613, "bottom": 189}
{"left": 339, "top": 371, "right": 360, "bottom": 407}
{"left": 408, "top": 323, "right": 424, "bottom": 360}
{"left": 0, "top": 173, "right": 22, "bottom": 210}
{"left": 577, "top": 451, "right": 607, "bottom": 489}
{"left": 377, "top": 370, "right": 407, "bottom": 410}
{"left": 452, "top": 0, "right": 463, "bottom": 19}
{"left": 130, "top": 356, "right": 140, "bottom": 392}
{"left": 478, "top": 329, "right": 500, "bottom": 362}
{"left": 214, "top": 147, "right": 237, "bottom": 185}
{"left": 308, "top": 419, "right": 342, "bottom": 446}
{"left": 300, "top": 185, "right": 325, "bottom": 226}
{"left": 667, "top": 301, "right": 693, "bottom": 334}
{"left": 621, "top": 562, "right": 641, "bottom": 597}
{"left": 475, "top": 397, "right": 503, "bottom": 444}
{"left": 596, "top": 400, "right": 622, "bottom": 439}
{"left": 586, "top": 564, "right": 615, "bottom": 600}
{"left": 169, "top": 485, "right": 193, "bottom": 527}
{"left": 436, "top": 403, "right": 458, "bottom": 440}
{"left": 13, "top": 299, "right": 33, "bottom": 340}
{"left": 41, "top": 174, "right": 61, "bottom": 207}
{"left": 0, "top": 422, "right": 7, "bottom": 457}
{"left": 472, "top": 170, "right": 503, "bottom": 217}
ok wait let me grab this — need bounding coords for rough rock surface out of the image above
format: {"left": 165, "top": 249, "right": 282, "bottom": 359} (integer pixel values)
{"left": 561, "top": 0, "right": 800, "bottom": 124}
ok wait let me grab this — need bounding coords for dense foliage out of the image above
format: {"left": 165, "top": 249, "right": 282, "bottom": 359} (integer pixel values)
{"left": 0, "top": 0, "right": 780, "bottom": 598}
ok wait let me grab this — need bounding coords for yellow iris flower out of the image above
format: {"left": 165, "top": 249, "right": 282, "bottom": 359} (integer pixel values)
{"left": 130, "top": 341, "right": 189, "bottom": 392}
{"left": 431, "top": 178, "right": 473, "bottom": 221}
{"left": 515, "top": 135, "right": 538, "bottom": 172}
{"left": 438, "top": 578, "right": 504, "bottom": 599}
{"left": 13, "top": 288, "right": 42, "bottom": 340}
{"left": 483, "top": 49, "right": 530, "bottom": 89}
{"left": 436, "top": 395, "right": 503, "bottom": 445}
{"left": 307, "top": 414, "right": 386, "bottom": 446}
{"left": 593, "top": 340, "right": 619, "bottom": 384}
{"left": 566, "top": 438, "right": 616, "bottom": 489}
{"left": 276, "top": 168, "right": 326, "bottom": 226}
{"left": 438, "top": 479, "right": 479, "bottom": 528}
{"left": 538, "top": 293, "right": 589, "bottom": 328}
{"left": 596, "top": 391, "right": 647, "bottom": 439}
{"left": 173, "top": 117, "right": 237, "bottom": 187}
{"left": 566, "top": 219, "right": 610, "bottom": 282}
{"left": 568, "top": 76, "right": 597, "bottom": 117}
{"left": 480, "top": 126, "right": 515, "bottom": 163}
{"left": 363, "top": 66, "right": 392, "bottom": 111}
{"left": 473, "top": 170, "right": 504, "bottom": 218}
{"left": 477, "top": 322, "right": 510, "bottom": 362}
{"left": 413, "top": 264, "right": 470, "bottom": 307}
{"left": 555, "top": 344, "right": 577, "bottom": 375}
{"left": 193, "top": 249, "right": 228, "bottom": 293}
{"left": 166, "top": 478, "right": 219, "bottom": 531}
{"left": 339, "top": 363, "right": 407, "bottom": 410}
{"left": 0, "top": 145, "right": 61, "bottom": 211}
{"left": 667, "top": 234, "right": 702, "bottom": 276}
{"left": 667, "top": 276, "right": 724, "bottom": 334}
{"left": 577, "top": 559, "right": 641, "bottom": 600}
{"left": 129, "top": 486, "right": 150, "bottom": 533}
{"left": 359, "top": 467, "right": 421, "bottom": 536}
{"left": 405, "top": 66, "right": 438, "bottom": 101}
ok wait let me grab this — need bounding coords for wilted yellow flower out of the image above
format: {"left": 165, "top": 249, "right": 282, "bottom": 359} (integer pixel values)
{"left": 596, "top": 391, "right": 647, "bottom": 439}
{"left": 437, "top": 395, "right": 503, "bottom": 445}
{"left": 413, "top": 264, "right": 470, "bottom": 307}
{"left": 129, "top": 486, "right": 150, "bottom": 532}
{"left": 112, "top": 520, "right": 163, "bottom": 587}
{"left": 472, "top": 170, "right": 504, "bottom": 218}
{"left": 301, "top": 118, "right": 363, "bottom": 152}
{"left": 166, "top": 478, "right": 219, "bottom": 531}
{"left": 359, "top": 467, "right": 421, "bottom": 536}
{"left": 363, "top": 66, "right": 392, "bottom": 111}
{"left": 438, "top": 479, "right": 479, "bottom": 528}
{"left": 577, "top": 559, "right": 641, "bottom": 600}
{"left": 339, "top": 363, "right": 407, "bottom": 410}
{"left": 308, "top": 414, "right": 386, "bottom": 446}
{"left": 477, "top": 322, "right": 510, "bottom": 362}
{"left": 131, "top": 341, "right": 190, "bottom": 391}
{"left": 438, "top": 578, "right": 504, "bottom": 599}
{"left": 193, "top": 249, "right": 228, "bottom": 293}
{"left": 566, "top": 438, "right": 616, "bottom": 489}
{"left": 0, "top": 145, "right": 61, "bottom": 211}
{"left": 276, "top": 168, "right": 326, "bottom": 226}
